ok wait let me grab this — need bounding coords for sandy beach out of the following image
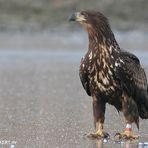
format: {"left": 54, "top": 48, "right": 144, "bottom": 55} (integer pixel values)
{"left": 0, "top": 0, "right": 147, "bottom": 147}
{"left": 0, "top": 37, "right": 147, "bottom": 147}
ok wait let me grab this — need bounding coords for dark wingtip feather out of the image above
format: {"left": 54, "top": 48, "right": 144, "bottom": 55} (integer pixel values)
{"left": 137, "top": 91, "right": 148, "bottom": 119}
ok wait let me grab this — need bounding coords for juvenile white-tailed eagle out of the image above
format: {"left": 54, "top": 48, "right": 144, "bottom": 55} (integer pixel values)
{"left": 69, "top": 11, "right": 148, "bottom": 140}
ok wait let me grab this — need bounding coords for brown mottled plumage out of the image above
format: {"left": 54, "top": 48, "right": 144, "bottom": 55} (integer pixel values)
{"left": 69, "top": 11, "right": 148, "bottom": 139}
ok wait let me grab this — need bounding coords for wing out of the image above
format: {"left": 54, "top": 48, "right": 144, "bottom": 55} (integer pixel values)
{"left": 115, "top": 50, "right": 148, "bottom": 118}
{"left": 79, "top": 58, "right": 91, "bottom": 96}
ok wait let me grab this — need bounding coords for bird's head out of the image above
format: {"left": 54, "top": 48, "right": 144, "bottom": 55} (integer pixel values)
{"left": 69, "top": 11, "right": 108, "bottom": 28}
{"left": 69, "top": 10, "right": 114, "bottom": 40}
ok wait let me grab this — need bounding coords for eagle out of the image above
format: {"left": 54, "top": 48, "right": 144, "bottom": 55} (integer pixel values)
{"left": 69, "top": 11, "right": 148, "bottom": 140}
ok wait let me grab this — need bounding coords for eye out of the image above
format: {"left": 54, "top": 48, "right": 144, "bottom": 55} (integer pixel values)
{"left": 85, "top": 13, "right": 88, "bottom": 18}
{"left": 81, "top": 12, "right": 88, "bottom": 18}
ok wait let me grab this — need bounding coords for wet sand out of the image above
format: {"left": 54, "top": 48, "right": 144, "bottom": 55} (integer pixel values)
{"left": 0, "top": 50, "right": 147, "bottom": 148}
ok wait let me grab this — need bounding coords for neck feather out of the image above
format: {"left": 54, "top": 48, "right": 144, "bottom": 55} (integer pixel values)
{"left": 87, "top": 25, "right": 120, "bottom": 53}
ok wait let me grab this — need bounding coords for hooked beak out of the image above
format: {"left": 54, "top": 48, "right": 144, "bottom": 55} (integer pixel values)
{"left": 69, "top": 12, "right": 86, "bottom": 22}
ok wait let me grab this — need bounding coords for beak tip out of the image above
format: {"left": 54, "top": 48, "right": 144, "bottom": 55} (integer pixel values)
{"left": 68, "top": 13, "right": 76, "bottom": 22}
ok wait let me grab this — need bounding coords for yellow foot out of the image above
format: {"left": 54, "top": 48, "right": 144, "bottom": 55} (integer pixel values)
{"left": 114, "top": 130, "right": 139, "bottom": 140}
{"left": 87, "top": 130, "right": 110, "bottom": 139}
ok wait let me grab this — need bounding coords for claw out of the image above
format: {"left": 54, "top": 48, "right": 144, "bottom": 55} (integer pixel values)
{"left": 87, "top": 131, "right": 110, "bottom": 139}
{"left": 87, "top": 133, "right": 101, "bottom": 139}
{"left": 114, "top": 131, "right": 139, "bottom": 141}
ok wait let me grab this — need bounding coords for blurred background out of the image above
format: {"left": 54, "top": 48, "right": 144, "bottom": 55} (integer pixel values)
{"left": 0, "top": 0, "right": 147, "bottom": 50}
{"left": 0, "top": 0, "right": 148, "bottom": 31}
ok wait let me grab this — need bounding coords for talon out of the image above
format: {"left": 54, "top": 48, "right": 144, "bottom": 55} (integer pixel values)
{"left": 115, "top": 132, "right": 121, "bottom": 136}
{"left": 114, "top": 133, "right": 122, "bottom": 140}
{"left": 87, "top": 133, "right": 101, "bottom": 139}
{"left": 114, "top": 131, "right": 139, "bottom": 140}
{"left": 87, "top": 131, "right": 110, "bottom": 139}
{"left": 104, "top": 133, "right": 110, "bottom": 139}
{"left": 123, "top": 135, "right": 127, "bottom": 140}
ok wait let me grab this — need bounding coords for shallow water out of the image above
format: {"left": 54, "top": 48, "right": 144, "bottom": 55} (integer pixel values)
{"left": 0, "top": 50, "right": 147, "bottom": 147}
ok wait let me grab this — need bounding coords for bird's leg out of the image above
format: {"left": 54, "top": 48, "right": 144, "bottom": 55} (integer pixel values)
{"left": 89, "top": 120, "right": 109, "bottom": 139}
{"left": 115, "top": 94, "right": 139, "bottom": 140}
{"left": 87, "top": 97, "right": 109, "bottom": 139}
{"left": 115, "top": 123, "right": 139, "bottom": 140}
{"left": 87, "top": 120, "right": 109, "bottom": 139}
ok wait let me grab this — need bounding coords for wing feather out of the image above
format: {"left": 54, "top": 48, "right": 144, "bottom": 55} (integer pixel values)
{"left": 79, "top": 58, "right": 91, "bottom": 96}
{"left": 115, "top": 51, "right": 148, "bottom": 118}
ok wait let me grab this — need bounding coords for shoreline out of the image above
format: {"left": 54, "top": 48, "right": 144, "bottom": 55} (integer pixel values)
{"left": 0, "top": 30, "right": 147, "bottom": 51}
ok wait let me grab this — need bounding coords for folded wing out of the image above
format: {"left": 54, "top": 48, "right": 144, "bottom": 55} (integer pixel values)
{"left": 115, "top": 51, "right": 148, "bottom": 119}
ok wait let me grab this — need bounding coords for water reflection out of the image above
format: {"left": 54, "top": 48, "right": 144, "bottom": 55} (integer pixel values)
{"left": 96, "top": 140, "right": 104, "bottom": 148}
{"left": 138, "top": 142, "right": 148, "bottom": 148}
{"left": 92, "top": 139, "right": 148, "bottom": 148}
{"left": 91, "top": 139, "right": 108, "bottom": 148}
{"left": 115, "top": 141, "right": 148, "bottom": 148}
{"left": 0, "top": 144, "right": 16, "bottom": 148}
